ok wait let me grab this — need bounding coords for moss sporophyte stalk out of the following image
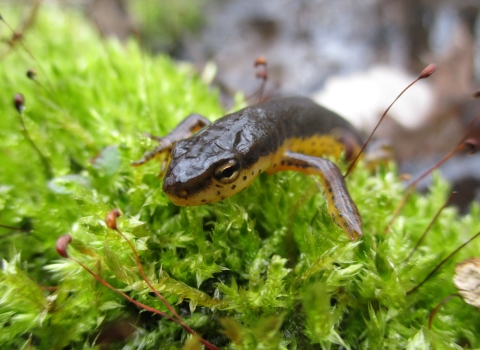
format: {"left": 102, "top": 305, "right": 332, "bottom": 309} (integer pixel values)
{"left": 1, "top": 7, "right": 480, "bottom": 350}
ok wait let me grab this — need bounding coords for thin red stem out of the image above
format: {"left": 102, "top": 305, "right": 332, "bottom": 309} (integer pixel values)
{"left": 71, "top": 256, "right": 219, "bottom": 350}
{"left": 387, "top": 108, "right": 480, "bottom": 231}
{"left": 428, "top": 294, "right": 461, "bottom": 329}
{"left": 407, "top": 231, "right": 480, "bottom": 295}
{"left": 16, "top": 109, "right": 53, "bottom": 179}
{"left": 344, "top": 78, "right": 420, "bottom": 177}
{"left": 70, "top": 257, "right": 176, "bottom": 320}
{"left": 404, "top": 191, "right": 456, "bottom": 264}
{"left": 113, "top": 228, "right": 183, "bottom": 322}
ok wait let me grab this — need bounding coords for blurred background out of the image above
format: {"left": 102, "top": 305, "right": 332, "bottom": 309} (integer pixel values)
{"left": 4, "top": 0, "right": 480, "bottom": 211}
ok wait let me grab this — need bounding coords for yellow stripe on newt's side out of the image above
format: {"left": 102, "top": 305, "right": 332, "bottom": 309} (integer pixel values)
{"left": 268, "top": 135, "right": 347, "bottom": 175}
{"left": 287, "top": 135, "right": 345, "bottom": 159}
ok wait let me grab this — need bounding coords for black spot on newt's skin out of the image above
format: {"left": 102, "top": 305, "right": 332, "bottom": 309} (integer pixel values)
{"left": 243, "top": 176, "right": 247, "bottom": 181}
{"left": 258, "top": 169, "right": 262, "bottom": 174}
{"left": 231, "top": 185, "right": 236, "bottom": 190}
{"left": 217, "top": 191, "right": 221, "bottom": 195}
{"left": 273, "top": 163, "right": 277, "bottom": 168}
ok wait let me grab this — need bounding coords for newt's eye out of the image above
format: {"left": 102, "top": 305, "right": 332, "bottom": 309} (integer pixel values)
{"left": 214, "top": 160, "right": 241, "bottom": 184}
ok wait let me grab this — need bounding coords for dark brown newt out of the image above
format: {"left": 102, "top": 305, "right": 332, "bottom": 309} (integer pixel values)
{"left": 132, "top": 96, "right": 363, "bottom": 240}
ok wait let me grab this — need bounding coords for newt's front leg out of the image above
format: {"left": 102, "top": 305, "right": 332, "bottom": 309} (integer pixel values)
{"left": 273, "top": 151, "right": 362, "bottom": 241}
{"left": 131, "top": 114, "right": 210, "bottom": 175}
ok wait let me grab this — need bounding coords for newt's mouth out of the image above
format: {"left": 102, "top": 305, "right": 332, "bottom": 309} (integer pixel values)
{"left": 162, "top": 168, "right": 253, "bottom": 207}
{"left": 162, "top": 167, "right": 215, "bottom": 206}
{"left": 162, "top": 182, "right": 220, "bottom": 206}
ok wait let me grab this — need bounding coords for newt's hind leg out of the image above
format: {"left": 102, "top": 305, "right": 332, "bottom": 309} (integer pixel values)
{"left": 274, "top": 151, "right": 362, "bottom": 241}
{"left": 131, "top": 114, "right": 210, "bottom": 175}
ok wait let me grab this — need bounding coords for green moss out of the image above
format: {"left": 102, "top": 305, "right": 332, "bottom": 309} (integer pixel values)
{"left": 1, "top": 6, "right": 480, "bottom": 350}
{"left": 129, "top": 0, "right": 209, "bottom": 53}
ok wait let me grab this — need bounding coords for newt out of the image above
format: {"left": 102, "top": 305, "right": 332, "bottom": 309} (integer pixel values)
{"left": 132, "top": 96, "right": 363, "bottom": 240}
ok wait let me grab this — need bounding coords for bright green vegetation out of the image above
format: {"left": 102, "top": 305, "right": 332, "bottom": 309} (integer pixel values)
{"left": 129, "top": 0, "right": 209, "bottom": 54}
{"left": 1, "top": 6, "right": 480, "bottom": 350}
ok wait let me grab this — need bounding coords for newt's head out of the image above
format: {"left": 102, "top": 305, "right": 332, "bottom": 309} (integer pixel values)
{"left": 162, "top": 129, "right": 266, "bottom": 206}
{"left": 162, "top": 147, "right": 239, "bottom": 206}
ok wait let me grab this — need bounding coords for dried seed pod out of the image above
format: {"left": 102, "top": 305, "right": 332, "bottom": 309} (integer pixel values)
{"left": 254, "top": 56, "right": 267, "bottom": 67}
{"left": 105, "top": 208, "right": 122, "bottom": 230}
{"left": 471, "top": 89, "right": 480, "bottom": 99}
{"left": 14, "top": 93, "right": 25, "bottom": 113}
{"left": 26, "top": 69, "right": 36, "bottom": 80}
{"left": 56, "top": 234, "right": 72, "bottom": 258}
{"left": 419, "top": 64, "right": 436, "bottom": 79}
{"left": 453, "top": 257, "right": 480, "bottom": 308}
{"left": 464, "top": 138, "right": 480, "bottom": 154}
